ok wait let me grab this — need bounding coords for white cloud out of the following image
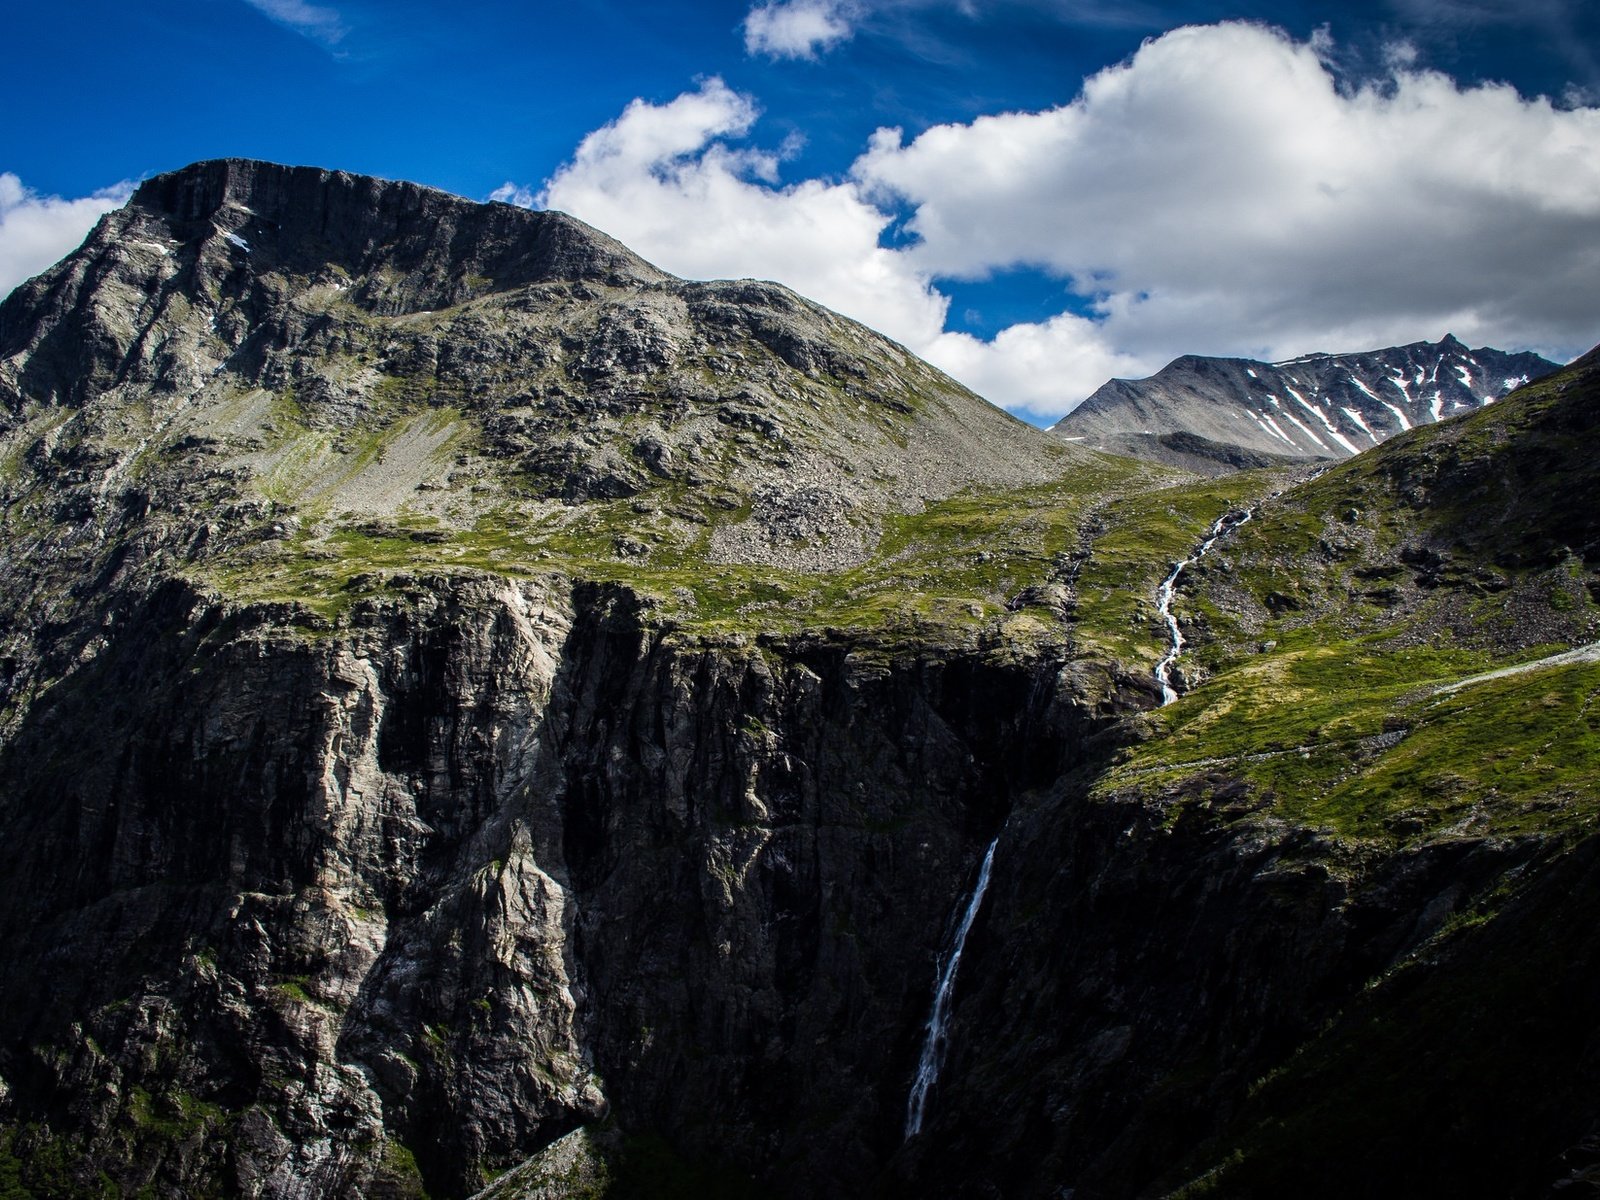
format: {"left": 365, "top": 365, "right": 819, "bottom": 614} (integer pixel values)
{"left": 744, "top": 0, "right": 856, "bottom": 59}
{"left": 240, "top": 0, "right": 346, "bottom": 46}
{"left": 853, "top": 21, "right": 1600, "bottom": 381}
{"left": 537, "top": 78, "right": 951, "bottom": 352}
{"left": 489, "top": 182, "right": 538, "bottom": 208}
{"left": 528, "top": 23, "right": 1600, "bottom": 420}
{"left": 532, "top": 78, "right": 1133, "bottom": 413}
{"left": 0, "top": 174, "right": 133, "bottom": 300}
{"left": 923, "top": 318, "right": 1150, "bottom": 420}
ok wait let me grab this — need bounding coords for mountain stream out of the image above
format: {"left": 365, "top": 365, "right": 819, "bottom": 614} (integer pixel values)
{"left": 1153, "top": 508, "right": 1255, "bottom": 705}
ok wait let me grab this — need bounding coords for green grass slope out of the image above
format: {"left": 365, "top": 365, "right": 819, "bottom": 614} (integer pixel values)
{"left": 1101, "top": 346, "right": 1600, "bottom": 847}
{"left": 1084, "top": 347, "right": 1600, "bottom": 1196}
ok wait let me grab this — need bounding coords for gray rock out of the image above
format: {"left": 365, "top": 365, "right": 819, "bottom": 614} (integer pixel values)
{"left": 1052, "top": 335, "right": 1561, "bottom": 468}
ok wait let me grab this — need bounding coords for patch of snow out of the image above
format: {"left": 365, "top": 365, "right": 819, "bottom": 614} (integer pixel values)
{"left": 1454, "top": 364, "right": 1474, "bottom": 389}
{"left": 1254, "top": 415, "right": 1296, "bottom": 447}
{"left": 1350, "top": 376, "right": 1382, "bottom": 401}
{"left": 1502, "top": 374, "right": 1528, "bottom": 393}
{"left": 1246, "top": 368, "right": 1257, "bottom": 379}
{"left": 1380, "top": 402, "right": 1412, "bottom": 431}
{"left": 1320, "top": 419, "right": 1360, "bottom": 456}
{"left": 1341, "top": 407, "right": 1376, "bottom": 440}
{"left": 224, "top": 231, "right": 252, "bottom": 254}
{"left": 1288, "top": 388, "right": 1360, "bottom": 454}
{"left": 1280, "top": 410, "right": 1329, "bottom": 451}
{"left": 1430, "top": 390, "right": 1444, "bottom": 422}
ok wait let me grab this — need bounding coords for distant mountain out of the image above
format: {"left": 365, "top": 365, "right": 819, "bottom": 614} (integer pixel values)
{"left": 1052, "top": 335, "right": 1561, "bottom": 470}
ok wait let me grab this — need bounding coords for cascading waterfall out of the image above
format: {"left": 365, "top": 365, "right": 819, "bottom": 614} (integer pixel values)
{"left": 1153, "top": 508, "right": 1254, "bottom": 705}
{"left": 905, "top": 837, "right": 999, "bottom": 1139}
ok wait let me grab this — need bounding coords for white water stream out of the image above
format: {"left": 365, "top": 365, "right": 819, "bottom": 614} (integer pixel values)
{"left": 904, "top": 837, "right": 999, "bottom": 1138}
{"left": 1153, "top": 508, "right": 1253, "bottom": 706}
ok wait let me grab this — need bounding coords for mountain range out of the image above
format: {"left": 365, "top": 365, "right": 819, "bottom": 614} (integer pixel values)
{"left": 1052, "top": 336, "right": 1561, "bottom": 472}
{"left": 0, "top": 159, "right": 1596, "bottom": 1200}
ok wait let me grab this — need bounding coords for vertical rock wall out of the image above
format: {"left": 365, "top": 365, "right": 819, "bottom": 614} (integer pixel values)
{"left": 0, "top": 575, "right": 1088, "bottom": 1198}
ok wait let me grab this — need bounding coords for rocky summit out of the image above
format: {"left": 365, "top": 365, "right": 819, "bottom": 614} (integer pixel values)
{"left": 0, "top": 159, "right": 1597, "bottom": 1200}
{"left": 1052, "top": 336, "right": 1560, "bottom": 473}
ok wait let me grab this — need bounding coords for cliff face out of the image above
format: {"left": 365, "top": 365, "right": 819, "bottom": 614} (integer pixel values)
{"left": 0, "top": 566, "right": 1118, "bottom": 1197}
{"left": 1, "top": 159, "right": 1598, "bottom": 1200}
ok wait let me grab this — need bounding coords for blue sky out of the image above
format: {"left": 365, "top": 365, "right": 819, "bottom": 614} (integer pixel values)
{"left": 4, "top": 0, "right": 1598, "bottom": 421}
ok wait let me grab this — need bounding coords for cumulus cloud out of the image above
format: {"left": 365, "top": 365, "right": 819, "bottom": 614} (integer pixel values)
{"left": 530, "top": 23, "right": 1600, "bottom": 419}
{"left": 744, "top": 0, "right": 857, "bottom": 59}
{"left": 538, "top": 78, "right": 951, "bottom": 350}
{"left": 855, "top": 21, "right": 1600, "bottom": 375}
{"left": 532, "top": 78, "right": 1130, "bottom": 414}
{"left": 923, "top": 318, "right": 1149, "bottom": 418}
{"left": 240, "top": 0, "right": 346, "bottom": 46}
{"left": 0, "top": 174, "right": 133, "bottom": 300}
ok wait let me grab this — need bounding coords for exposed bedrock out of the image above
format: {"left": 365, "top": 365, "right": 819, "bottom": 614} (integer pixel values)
{"left": 0, "top": 574, "right": 1114, "bottom": 1197}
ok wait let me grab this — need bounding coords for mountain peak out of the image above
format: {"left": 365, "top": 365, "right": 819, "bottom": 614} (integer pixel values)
{"left": 124, "top": 157, "right": 670, "bottom": 294}
{"left": 1053, "top": 337, "right": 1562, "bottom": 472}
{"left": 0, "top": 157, "right": 1073, "bottom": 579}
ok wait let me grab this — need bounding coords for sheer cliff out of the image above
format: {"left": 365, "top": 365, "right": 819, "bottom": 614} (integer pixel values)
{"left": 0, "top": 159, "right": 1597, "bottom": 1200}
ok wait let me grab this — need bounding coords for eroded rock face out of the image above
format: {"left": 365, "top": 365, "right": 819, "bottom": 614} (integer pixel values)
{"left": 0, "top": 561, "right": 1104, "bottom": 1197}
{"left": 0, "top": 575, "right": 595, "bottom": 1195}
{"left": 9, "top": 559, "right": 1559, "bottom": 1200}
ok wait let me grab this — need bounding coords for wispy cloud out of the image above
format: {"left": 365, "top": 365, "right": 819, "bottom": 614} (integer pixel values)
{"left": 0, "top": 174, "right": 133, "bottom": 299}
{"left": 489, "top": 182, "right": 538, "bottom": 208}
{"left": 1388, "top": 0, "right": 1570, "bottom": 25}
{"left": 240, "top": 0, "right": 347, "bottom": 47}
{"left": 744, "top": 0, "right": 857, "bottom": 59}
{"left": 1386, "top": 0, "right": 1597, "bottom": 87}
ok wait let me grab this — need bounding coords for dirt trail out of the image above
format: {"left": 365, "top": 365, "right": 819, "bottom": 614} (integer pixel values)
{"left": 1432, "top": 641, "right": 1600, "bottom": 696}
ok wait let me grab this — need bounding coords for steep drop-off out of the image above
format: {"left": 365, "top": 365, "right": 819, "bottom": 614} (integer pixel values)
{"left": 0, "top": 159, "right": 1597, "bottom": 1200}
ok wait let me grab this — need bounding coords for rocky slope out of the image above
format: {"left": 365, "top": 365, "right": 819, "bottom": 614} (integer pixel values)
{"left": 0, "top": 158, "right": 1597, "bottom": 1200}
{"left": 0, "top": 157, "right": 1135, "bottom": 1198}
{"left": 1052, "top": 336, "right": 1560, "bottom": 471}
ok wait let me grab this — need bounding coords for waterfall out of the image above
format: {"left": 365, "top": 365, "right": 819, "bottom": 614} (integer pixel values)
{"left": 1153, "top": 508, "right": 1253, "bottom": 706}
{"left": 904, "top": 837, "right": 999, "bottom": 1139}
